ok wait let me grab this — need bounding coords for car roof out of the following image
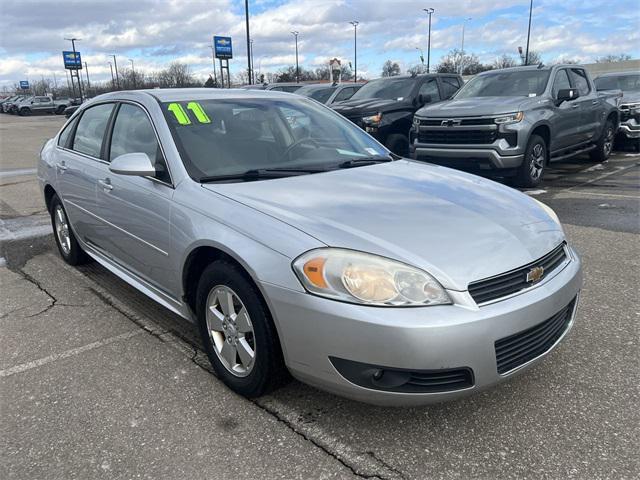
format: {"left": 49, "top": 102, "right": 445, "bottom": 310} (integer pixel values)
{"left": 93, "top": 88, "right": 304, "bottom": 103}
{"left": 595, "top": 71, "right": 640, "bottom": 78}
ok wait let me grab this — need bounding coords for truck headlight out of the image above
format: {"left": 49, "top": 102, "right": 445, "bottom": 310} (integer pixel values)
{"left": 362, "top": 113, "right": 382, "bottom": 126}
{"left": 494, "top": 112, "right": 524, "bottom": 125}
{"left": 293, "top": 248, "right": 451, "bottom": 306}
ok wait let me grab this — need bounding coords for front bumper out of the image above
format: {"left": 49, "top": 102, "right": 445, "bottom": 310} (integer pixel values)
{"left": 412, "top": 145, "right": 524, "bottom": 170}
{"left": 264, "top": 247, "right": 582, "bottom": 406}
{"left": 619, "top": 120, "right": 640, "bottom": 139}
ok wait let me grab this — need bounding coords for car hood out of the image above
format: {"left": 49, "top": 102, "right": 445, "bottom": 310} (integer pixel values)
{"left": 620, "top": 90, "right": 640, "bottom": 104}
{"left": 332, "top": 98, "right": 407, "bottom": 114}
{"left": 417, "top": 96, "right": 530, "bottom": 117}
{"left": 204, "top": 161, "right": 564, "bottom": 291}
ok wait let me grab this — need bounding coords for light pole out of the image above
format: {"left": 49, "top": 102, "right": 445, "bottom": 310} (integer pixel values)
{"left": 250, "top": 38, "right": 255, "bottom": 84}
{"left": 245, "top": 0, "right": 252, "bottom": 85}
{"left": 291, "top": 31, "right": 299, "bottom": 83}
{"left": 209, "top": 46, "right": 218, "bottom": 86}
{"left": 108, "top": 62, "right": 115, "bottom": 89}
{"left": 83, "top": 62, "right": 90, "bottom": 89}
{"left": 423, "top": 8, "right": 434, "bottom": 73}
{"left": 460, "top": 17, "right": 472, "bottom": 74}
{"left": 110, "top": 55, "right": 120, "bottom": 89}
{"left": 129, "top": 59, "right": 136, "bottom": 88}
{"left": 525, "top": 0, "right": 533, "bottom": 65}
{"left": 349, "top": 21, "right": 359, "bottom": 82}
{"left": 64, "top": 37, "right": 83, "bottom": 101}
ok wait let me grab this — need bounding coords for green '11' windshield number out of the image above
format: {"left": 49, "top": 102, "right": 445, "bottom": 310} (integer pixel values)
{"left": 167, "top": 102, "right": 211, "bottom": 125}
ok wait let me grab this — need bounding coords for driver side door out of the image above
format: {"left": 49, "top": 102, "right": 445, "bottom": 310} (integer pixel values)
{"left": 550, "top": 68, "right": 583, "bottom": 152}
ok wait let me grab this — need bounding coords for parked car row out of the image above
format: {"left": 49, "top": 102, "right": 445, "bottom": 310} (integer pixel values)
{"left": 329, "top": 65, "right": 637, "bottom": 186}
{"left": 0, "top": 95, "right": 78, "bottom": 115}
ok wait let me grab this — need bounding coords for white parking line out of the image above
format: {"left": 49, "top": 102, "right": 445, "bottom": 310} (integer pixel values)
{"left": 0, "top": 168, "right": 37, "bottom": 179}
{"left": 563, "top": 163, "right": 639, "bottom": 192}
{"left": 561, "top": 190, "right": 639, "bottom": 200}
{"left": 0, "top": 329, "right": 144, "bottom": 378}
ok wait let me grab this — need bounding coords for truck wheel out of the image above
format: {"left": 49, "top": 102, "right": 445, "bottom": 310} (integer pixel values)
{"left": 18, "top": 108, "right": 30, "bottom": 116}
{"left": 386, "top": 134, "right": 410, "bottom": 157}
{"left": 56, "top": 105, "right": 66, "bottom": 115}
{"left": 590, "top": 119, "right": 615, "bottom": 162}
{"left": 514, "top": 134, "right": 546, "bottom": 188}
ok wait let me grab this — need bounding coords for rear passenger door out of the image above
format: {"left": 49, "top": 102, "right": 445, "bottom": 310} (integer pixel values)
{"left": 56, "top": 102, "right": 116, "bottom": 246}
{"left": 93, "top": 102, "right": 175, "bottom": 293}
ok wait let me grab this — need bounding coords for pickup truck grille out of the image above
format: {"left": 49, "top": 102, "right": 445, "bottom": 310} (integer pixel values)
{"left": 418, "top": 117, "right": 495, "bottom": 126}
{"left": 418, "top": 130, "right": 497, "bottom": 145}
{"left": 619, "top": 104, "right": 640, "bottom": 122}
{"left": 468, "top": 243, "right": 568, "bottom": 305}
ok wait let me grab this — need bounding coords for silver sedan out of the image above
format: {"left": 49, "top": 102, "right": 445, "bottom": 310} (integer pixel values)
{"left": 38, "top": 89, "right": 582, "bottom": 406}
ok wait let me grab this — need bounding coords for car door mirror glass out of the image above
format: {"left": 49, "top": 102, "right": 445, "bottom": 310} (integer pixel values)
{"left": 109, "top": 152, "right": 156, "bottom": 177}
{"left": 556, "top": 88, "right": 579, "bottom": 103}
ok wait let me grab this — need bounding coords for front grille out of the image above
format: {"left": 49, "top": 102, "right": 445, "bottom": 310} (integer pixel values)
{"left": 495, "top": 297, "right": 577, "bottom": 374}
{"left": 418, "top": 117, "right": 495, "bottom": 126}
{"left": 418, "top": 129, "right": 497, "bottom": 145}
{"left": 469, "top": 243, "right": 568, "bottom": 305}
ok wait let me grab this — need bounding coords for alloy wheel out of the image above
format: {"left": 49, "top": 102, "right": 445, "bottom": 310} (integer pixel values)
{"left": 529, "top": 143, "right": 545, "bottom": 180}
{"left": 54, "top": 204, "right": 71, "bottom": 255}
{"left": 603, "top": 127, "right": 614, "bottom": 157}
{"left": 206, "top": 285, "right": 256, "bottom": 377}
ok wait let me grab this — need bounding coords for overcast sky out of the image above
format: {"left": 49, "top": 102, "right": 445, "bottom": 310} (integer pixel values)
{"left": 0, "top": 0, "right": 638, "bottom": 88}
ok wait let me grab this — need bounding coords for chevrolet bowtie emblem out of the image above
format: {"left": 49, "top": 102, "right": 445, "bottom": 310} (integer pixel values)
{"left": 441, "top": 119, "right": 461, "bottom": 127}
{"left": 526, "top": 266, "right": 545, "bottom": 283}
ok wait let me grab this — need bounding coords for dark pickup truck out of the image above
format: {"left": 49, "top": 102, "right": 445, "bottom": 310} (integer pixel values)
{"left": 595, "top": 71, "right": 640, "bottom": 151}
{"left": 411, "top": 65, "right": 621, "bottom": 187}
{"left": 332, "top": 73, "right": 463, "bottom": 155}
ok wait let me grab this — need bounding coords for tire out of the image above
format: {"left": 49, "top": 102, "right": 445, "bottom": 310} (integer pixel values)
{"left": 386, "top": 133, "right": 410, "bottom": 157}
{"left": 18, "top": 108, "right": 30, "bottom": 116}
{"left": 49, "top": 194, "right": 89, "bottom": 266}
{"left": 56, "top": 105, "right": 66, "bottom": 115}
{"left": 514, "top": 134, "right": 547, "bottom": 188}
{"left": 195, "top": 260, "right": 289, "bottom": 397}
{"left": 590, "top": 118, "right": 615, "bottom": 162}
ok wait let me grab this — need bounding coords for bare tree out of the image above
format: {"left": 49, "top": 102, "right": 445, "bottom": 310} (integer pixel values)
{"left": 437, "top": 49, "right": 490, "bottom": 75}
{"left": 553, "top": 56, "right": 580, "bottom": 65}
{"left": 157, "top": 62, "right": 197, "bottom": 88}
{"left": 522, "top": 50, "right": 543, "bottom": 65}
{"left": 381, "top": 60, "right": 401, "bottom": 77}
{"left": 493, "top": 54, "right": 518, "bottom": 69}
{"left": 407, "top": 64, "right": 428, "bottom": 75}
{"left": 596, "top": 54, "right": 632, "bottom": 63}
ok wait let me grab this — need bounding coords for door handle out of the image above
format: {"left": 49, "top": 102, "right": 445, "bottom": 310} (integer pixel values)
{"left": 571, "top": 103, "right": 580, "bottom": 108}
{"left": 56, "top": 162, "right": 68, "bottom": 171}
{"left": 98, "top": 179, "right": 113, "bottom": 191}
{"left": 592, "top": 100, "right": 599, "bottom": 105}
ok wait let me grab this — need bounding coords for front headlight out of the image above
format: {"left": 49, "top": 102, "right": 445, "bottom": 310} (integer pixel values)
{"left": 494, "top": 112, "right": 524, "bottom": 125}
{"left": 292, "top": 248, "right": 451, "bottom": 306}
{"left": 362, "top": 113, "right": 382, "bottom": 126}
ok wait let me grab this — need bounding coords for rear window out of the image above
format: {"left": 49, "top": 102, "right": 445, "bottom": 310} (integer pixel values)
{"left": 595, "top": 74, "right": 640, "bottom": 91}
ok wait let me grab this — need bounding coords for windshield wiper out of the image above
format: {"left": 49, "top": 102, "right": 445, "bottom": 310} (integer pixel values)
{"left": 337, "top": 156, "right": 394, "bottom": 169}
{"left": 199, "top": 167, "right": 326, "bottom": 183}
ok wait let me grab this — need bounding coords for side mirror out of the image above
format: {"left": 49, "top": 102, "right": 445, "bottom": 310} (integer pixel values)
{"left": 109, "top": 152, "right": 155, "bottom": 177}
{"left": 556, "top": 88, "right": 580, "bottom": 103}
{"left": 417, "top": 94, "right": 432, "bottom": 106}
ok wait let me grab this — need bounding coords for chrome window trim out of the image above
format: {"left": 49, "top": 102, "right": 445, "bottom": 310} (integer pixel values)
{"left": 54, "top": 99, "right": 175, "bottom": 189}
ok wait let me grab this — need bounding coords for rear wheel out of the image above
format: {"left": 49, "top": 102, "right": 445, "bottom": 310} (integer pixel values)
{"left": 590, "top": 119, "right": 615, "bottom": 162}
{"left": 18, "top": 108, "right": 30, "bottom": 116}
{"left": 56, "top": 105, "right": 66, "bottom": 115}
{"left": 386, "top": 134, "right": 410, "bottom": 157}
{"left": 514, "top": 134, "right": 546, "bottom": 188}
{"left": 50, "top": 194, "right": 89, "bottom": 266}
{"left": 195, "top": 260, "right": 289, "bottom": 397}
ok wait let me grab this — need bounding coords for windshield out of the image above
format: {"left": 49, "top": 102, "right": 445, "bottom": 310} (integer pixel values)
{"left": 296, "top": 85, "right": 337, "bottom": 103}
{"left": 454, "top": 70, "right": 551, "bottom": 98}
{"left": 162, "top": 97, "right": 388, "bottom": 181}
{"left": 349, "top": 77, "right": 415, "bottom": 101}
{"left": 595, "top": 74, "right": 640, "bottom": 92}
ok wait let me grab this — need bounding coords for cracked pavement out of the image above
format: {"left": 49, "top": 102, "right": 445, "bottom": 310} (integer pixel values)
{"left": 1, "top": 114, "right": 639, "bottom": 479}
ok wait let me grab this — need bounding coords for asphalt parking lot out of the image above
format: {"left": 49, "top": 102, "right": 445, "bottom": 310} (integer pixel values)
{"left": 1, "top": 114, "right": 639, "bottom": 479}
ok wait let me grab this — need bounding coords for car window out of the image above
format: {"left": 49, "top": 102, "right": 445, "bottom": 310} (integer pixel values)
{"left": 109, "top": 103, "right": 170, "bottom": 184}
{"left": 72, "top": 103, "right": 115, "bottom": 158}
{"left": 418, "top": 79, "right": 440, "bottom": 101}
{"left": 441, "top": 77, "right": 460, "bottom": 98}
{"left": 552, "top": 70, "right": 571, "bottom": 98}
{"left": 570, "top": 69, "right": 590, "bottom": 96}
{"left": 281, "top": 85, "right": 302, "bottom": 93}
{"left": 58, "top": 117, "right": 79, "bottom": 148}
{"left": 333, "top": 87, "right": 356, "bottom": 102}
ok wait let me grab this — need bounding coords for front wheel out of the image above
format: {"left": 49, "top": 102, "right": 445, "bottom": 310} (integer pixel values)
{"left": 590, "top": 119, "right": 615, "bottom": 162}
{"left": 195, "top": 261, "right": 289, "bottom": 397}
{"left": 18, "top": 108, "right": 30, "bottom": 116}
{"left": 385, "top": 134, "right": 410, "bottom": 157}
{"left": 514, "top": 134, "right": 547, "bottom": 188}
